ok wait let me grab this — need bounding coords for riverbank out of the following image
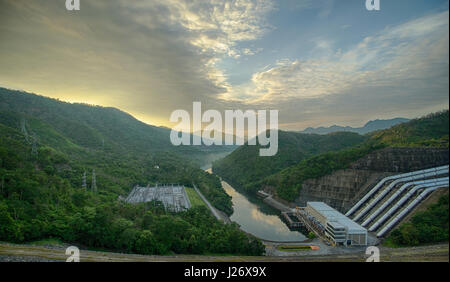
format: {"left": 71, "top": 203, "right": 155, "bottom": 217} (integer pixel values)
{"left": 204, "top": 168, "right": 309, "bottom": 242}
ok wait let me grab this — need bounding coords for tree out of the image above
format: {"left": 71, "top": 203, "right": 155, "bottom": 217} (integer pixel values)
{"left": 0, "top": 201, "right": 21, "bottom": 241}
{"left": 135, "top": 230, "right": 158, "bottom": 255}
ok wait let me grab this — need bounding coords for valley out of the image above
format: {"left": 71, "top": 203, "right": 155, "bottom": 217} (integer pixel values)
{"left": 0, "top": 88, "right": 448, "bottom": 261}
{"left": 213, "top": 111, "right": 449, "bottom": 250}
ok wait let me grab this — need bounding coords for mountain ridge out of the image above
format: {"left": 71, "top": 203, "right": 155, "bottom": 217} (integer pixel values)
{"left": 213, "top": 110, "right": 449, "bottom": 201}
{"left": 300, "top": 118, "right": 410, "bottom": 135}
{"left": 0, "top": 87, "right": 235, "bottom": 167}
{"left": 0, "top": 87, "right": 234, "bottom": 214}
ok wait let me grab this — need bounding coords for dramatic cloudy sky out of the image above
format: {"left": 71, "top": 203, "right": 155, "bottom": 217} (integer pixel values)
{"left": 0, "top": 0, "right": 448, "bottom": 130}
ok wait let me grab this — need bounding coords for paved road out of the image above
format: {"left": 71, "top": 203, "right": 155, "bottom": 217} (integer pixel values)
{"left": 0, "top": 243, "right": 448, "bottom": 262}
{"left": 193, "top": 183, "right": 231, "bottom": 223}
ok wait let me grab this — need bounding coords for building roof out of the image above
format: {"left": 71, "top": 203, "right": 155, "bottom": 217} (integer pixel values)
{"left": 307, "top": 202, "right": 367, "bottom": 234}
{"left": 327, "top": 221, "right": 345, "bottom": 230}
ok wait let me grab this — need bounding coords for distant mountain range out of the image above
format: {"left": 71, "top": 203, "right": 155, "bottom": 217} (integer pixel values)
{"left": 300, "top": 118, "right": 410, "bottom": 135}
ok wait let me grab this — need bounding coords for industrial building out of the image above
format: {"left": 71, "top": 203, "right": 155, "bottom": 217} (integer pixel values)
{"left": 125, "top": 184, "right": 191, "bottom": 212}
{"left": 305, "top": 202, "right": 367, "bottom": 246}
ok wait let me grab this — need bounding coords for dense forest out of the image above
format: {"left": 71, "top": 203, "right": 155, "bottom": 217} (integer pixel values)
{"left": 0, "top": 88, "right": 265, "bottom": 255}
{"left": 0, "top": 88, "right": 233, "bottom": 214}
{"left": 213, "top": 111, "right": 449, "bottom": 202}
{"left": 246, "top": 142, "right": 385, "bottom": 200}
{"left": 212, "top": 131, "right": 368, "bottom": 192}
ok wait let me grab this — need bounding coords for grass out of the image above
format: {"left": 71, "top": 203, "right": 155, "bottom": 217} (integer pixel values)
{"left": 185, "top": 187, "right": 207, "bottom": 208}
{"left": 26, "top": 238, "right": 66, "bottom": 247}
{"left": 382, "top": 237, "right": 405, "bottom": 248}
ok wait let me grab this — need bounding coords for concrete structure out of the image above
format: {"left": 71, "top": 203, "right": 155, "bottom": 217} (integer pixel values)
{"left": 295, "top": 147, "right": 449, "bottom": 213}
{"left": 281, "top": 212, "right": 304, "bottom": 229}
{"left": 344, "top": 165, "right": 448, "bottom": 237}
{"left": 305, "top": 202, "right": 367, "bottom": 246}
{"left": 351, "top": 165, "right": 449, "bottom": 221}
{"left": 125, "top": 184, "right": 191, "bottom": 212}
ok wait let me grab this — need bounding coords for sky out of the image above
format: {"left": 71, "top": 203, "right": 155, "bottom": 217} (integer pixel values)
{"left": 0, "top": 0, "right": 448, "bottom": 131}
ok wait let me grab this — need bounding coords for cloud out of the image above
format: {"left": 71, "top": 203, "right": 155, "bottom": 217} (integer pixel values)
{"left": 220, "top": 10, "right": 449, "bottom": 108}
{"left": 126, "top": 0, "right": 274, "bottom": 58}
{"left": 0, "top": 0, "right": 275, "bottom": 126}
{"left": 0, "top": 0, "right": 447, "bottom": 131}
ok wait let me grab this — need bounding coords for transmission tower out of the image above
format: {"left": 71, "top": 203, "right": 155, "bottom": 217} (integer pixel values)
{"left": 21, "top": 119, "right": 29, "bottom": 142}
{"left": 31, "top": 133, "right": 38, "bottom": 157}
{"left": 82, "top": 171, "right": 87, "bottom": 191}
{"left": 92, "top": 169, "right": 97, "bottom": 193}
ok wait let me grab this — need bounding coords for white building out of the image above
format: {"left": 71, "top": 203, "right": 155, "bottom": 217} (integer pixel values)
{"left": 306, "top": 202, "right": 367, "bottom": 246}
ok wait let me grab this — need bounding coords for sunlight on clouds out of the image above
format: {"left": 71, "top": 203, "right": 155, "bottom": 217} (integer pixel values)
{"left": 155, "top": 0, "right": 274, "bottom": 57}
{"left": 160, "top": 0, "right": 275, "bottom": 91}
{"left": 0, "top": 0, "right": 447, "bottom": 131}
{"left": 220, "top": 11, "right": 449, "bottom": 104}
{"left": 120, "top": 0, "right": 275, "bottom": 105}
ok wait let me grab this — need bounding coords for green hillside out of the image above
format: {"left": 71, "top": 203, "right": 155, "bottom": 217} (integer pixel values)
{"left": 0, "top": 88, "right": 266, "bottom": 256}
{"left": 212, "top": 130, "right": 368, "bottom": 193}
{"left": 385, "top": 194, "right": 449, "bottom": 247}
{"left": 0, "top": 88, "right": 234, "bottom": 166}
{"left": 368, "top": 111, "right": 449, "bottom": 147}
{"left": 213, "top": 110, "right": 449, "bottom": 202}
{"left": 0, "top": 88, "right": 233, "bottom": 213}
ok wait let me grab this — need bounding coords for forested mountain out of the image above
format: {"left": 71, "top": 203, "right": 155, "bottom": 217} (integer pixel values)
{"left": 300, "top": 118, "right": 410, "bottom": 135}
{"left": 0, "top": 88, "right": 235, "bottom": 167}
{"left": 212, "top": 131, "right": 368, "bottom": 190}
{"left": 213, "top": 111, "right": 449, "bottom": 201}
{"left": 368, "top": 111, "right": 449, "bottom": 147}
{"left": 0, "top": 87, "right": 234, "bottom": 213}
{"left": 0, "top": 88, "right": 265, "bottom": 256}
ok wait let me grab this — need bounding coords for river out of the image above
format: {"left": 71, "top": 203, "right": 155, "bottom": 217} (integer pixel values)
{"left": 206, "top": 169, "right": 306, "bottom": 242}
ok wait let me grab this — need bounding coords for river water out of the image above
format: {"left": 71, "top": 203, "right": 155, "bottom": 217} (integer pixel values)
{"left": 206, "top": 169, "right": 306, "bottom": 242}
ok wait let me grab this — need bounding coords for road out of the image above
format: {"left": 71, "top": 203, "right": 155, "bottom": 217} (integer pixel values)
{"left": 192, "top": 183, "right": 231, "bottom": 223}
{"left": 0, "top": 242, "right": 448, "bottom": 262}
